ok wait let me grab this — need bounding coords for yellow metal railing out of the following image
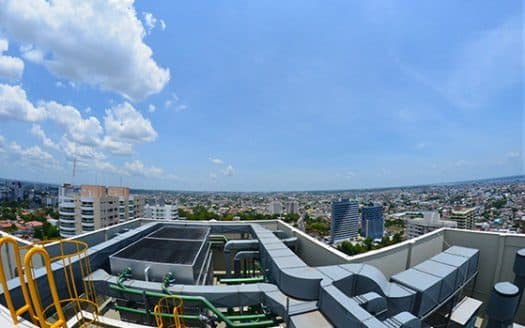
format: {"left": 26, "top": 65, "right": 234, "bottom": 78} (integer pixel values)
{"left": 0, "top": 236, "right": 37, "bottom": 324}
{"left": 0, "top": 237, "right": 99, "bottom": 327}
{"left": 153, "top": 295, "right": 185, "bottom": 328}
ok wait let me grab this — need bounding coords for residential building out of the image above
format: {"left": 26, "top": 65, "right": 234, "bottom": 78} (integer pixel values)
{"left": 330, "top": 199, "right": 359, "bottom": 244}
{"left": 449, "top": 207, "right": 477, "bottom": 230}
{"left": 361, "top": 204, "right": 384, "bottom": 239}
{"left": 58, "top": 184, "right": 124, "bottom": 238}
{"left": 143, "top": 204, "right": 179, "bottom": 220}
{"left": 406, "top": 211, "right": 457, "bottom": 239}
{"left": 269, "top": 200, "right": 282, "bottom": 215}
{"left": 286, "top": 200, "right": 300, "bottom": 214}
{"left": 107, "top": 186, "right": 144, "bottom": 223}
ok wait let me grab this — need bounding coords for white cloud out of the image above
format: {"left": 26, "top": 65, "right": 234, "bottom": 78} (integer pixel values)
{"left": 104, "top": 102, "right": 157, "bottom": 143}
{"left": 125, "top": 160, "right": 163, "bottom": 178}
{"left": 148, "top": 104, "right": 156, "bottom": 113}
{"left": 0, "top": 0, "right": 170, "bottom": 100}
{"left": 210, "top": 158, "right": 224, "bottom": 165}
{"left": 0, "top": 38, "right": 24, "bottom": 80}
{"left": 45, "top": 101, "right": 103, "bottom": 146}
{"left": 159, "top": 19, "right": 167, "bottom": 31}
{"left": 100, "top": 136, "right": 134, "bottom": 156}
{"left": 0, "top": 84, "right": 46, "bottom": 121}
{"left": 209, "top": 172, "right": 218, "bottom": 180}
{"left": 164, "top": 92, "right": 188, "bottom": 112}
{"left": 61, "top": 138, "right": 105, "bottom": 162}
{"left": 143, "top": 12, "right": 157, "bottom": 34}
{"left": 507, "top": 151, "right": 521, "bottom": 160}
{"left": 223, "top": 165, "right": 234, "bottom": 176}
{"left": 9, "top": 141, "right": 58, "bottom": 168}
{"left": 416, "top": 142, "right": 426, "bottom": 150}
{"left": 30, "top": 124, "right": 59, "bottom": 150}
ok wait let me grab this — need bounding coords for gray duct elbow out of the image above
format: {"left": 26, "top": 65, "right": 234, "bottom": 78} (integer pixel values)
{"left": 282, "top": 237, "right": 298, "bottom": 251}
{"left": 224, "top": 240, "right": 259, "bottom": 277}
{"left": 233, "top": 251, "right": 260, "bottom": 277}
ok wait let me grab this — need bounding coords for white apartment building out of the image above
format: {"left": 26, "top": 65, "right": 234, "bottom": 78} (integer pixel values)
{"left": 143, "top": 204, "right": 179, "bottom": 220}
{"left": 59, "top": 184, "right": 143, "bottom": 238}
{"left": 449, "top": 207, "right": 477, "bottom": 230}
{"left": 269, "top": 200, "right": 282, "bottom": 215}
{"left": 107, "top": 187, "right": 144, "bottom": 223}
{"left": 405, "top": 211, "right": 457, "bottom": 239}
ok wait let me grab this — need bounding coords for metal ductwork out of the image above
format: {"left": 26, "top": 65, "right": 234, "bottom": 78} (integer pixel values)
{"left": 282, "top": 237, "right": 298, "bottom": 251}
{"left": 224, "top": 239, "right": 259, "bottom": 277}
{"left": 486, "top": 281, "right": 520, "bottom": 328}
{"left": 233, "top": 251, "right": 260, "bottom": 277}
{"left": 513, "top": 248, "right": 525, "bottom": 308}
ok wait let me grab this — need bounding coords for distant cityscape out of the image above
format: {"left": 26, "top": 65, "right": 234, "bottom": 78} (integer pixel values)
{"left": 0, "top": 175, "right": 524, "bottom": 256}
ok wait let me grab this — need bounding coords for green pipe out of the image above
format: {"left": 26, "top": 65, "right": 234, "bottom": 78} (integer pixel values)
{"left": 209, "top": 234, "right": 229, "bottom": 242}
{"left": 109, "top": 284, "right": 275, "bottom": 328}
{"left": 219, "top": 276, "right": 265, "bottom": 284}
{"left": 114, "top": 304, "right": 201, "bottom": 321}
{"left": 226, "top": 313, "right": 268, "bottom": 320}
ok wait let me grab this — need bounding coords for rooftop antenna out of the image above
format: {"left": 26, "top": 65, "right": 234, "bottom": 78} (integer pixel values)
{"left": 72, "top": 158, "right": 77, "bottom": 185}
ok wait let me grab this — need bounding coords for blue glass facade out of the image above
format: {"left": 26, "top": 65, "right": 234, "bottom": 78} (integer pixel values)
{"left": 362, "top": 205, "right": 384, "bottom": 239}
{"left": 330, "top": 199, "right": 359, "bottom": 243}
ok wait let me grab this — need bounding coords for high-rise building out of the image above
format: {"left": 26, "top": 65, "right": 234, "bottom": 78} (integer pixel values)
{"left": 143, "top": 204, "right": 179, "bottom": 220}
{"left": 361, "top": 204, "right": 384, "bottom": 239}
{"left": 107, "top": 187, "right": 145, "bottom": 223}
{"left": 269, "top": 200, "right": 282, "bottom": 215}
{"left": 330, "top": 199, "right": 359, "bottom": 244}
{"left": 59, "top": 184, "right": 143, "bottom": 238}
{"left": 286, "top": 200, "right": 300, "bottom": 214}
{"left": 405, "top": 211, "right": 457, "bottom": 239}
{"left": 449, "top": 207, "right": 476, "bottom": 230}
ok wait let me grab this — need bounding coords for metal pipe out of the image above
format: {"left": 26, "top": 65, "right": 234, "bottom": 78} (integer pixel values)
{"left": 109, "top": 283, "right": 275, "bottom": 328}
{"left": 233, "top": 251, "right": 260, "bottom": 278}
{"left": 224, "top": 240, "right": 259, "bottom": 277}
{"left": 144, "top": 266, "right": 151, "bottom": 282}
{"left": 486, "top": 282, "right": 520, "bottom": 328}
{"left": 513, "top": 248, "right": 525, "bottom": 315}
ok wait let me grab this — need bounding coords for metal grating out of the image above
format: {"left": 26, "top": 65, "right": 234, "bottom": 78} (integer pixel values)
{"left": 148, "top": 226, "right": 209, "bottom": 240}
{"left": 114, "top": 238, "right": 202, "bottom": 264}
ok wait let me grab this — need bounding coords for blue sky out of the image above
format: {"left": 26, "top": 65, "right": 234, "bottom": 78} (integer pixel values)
{"left": 0, "top": 0, "right": 522, "bottom": 191}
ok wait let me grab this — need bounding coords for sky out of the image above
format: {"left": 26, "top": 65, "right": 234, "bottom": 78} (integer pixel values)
{"left": 0, "top": 1, "right": 523, "bottom": 191}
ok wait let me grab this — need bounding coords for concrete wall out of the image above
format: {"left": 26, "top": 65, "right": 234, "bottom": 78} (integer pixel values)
{"left": 443, "top": 229, "right": 525, "bottom": 323}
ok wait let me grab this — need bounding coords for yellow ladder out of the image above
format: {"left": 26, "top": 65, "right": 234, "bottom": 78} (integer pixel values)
{"left": 0, "top": 236, "right": 99, "bottom": 327}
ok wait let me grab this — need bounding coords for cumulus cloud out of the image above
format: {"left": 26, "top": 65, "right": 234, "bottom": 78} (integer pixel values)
{"left": 8, "top": 140, "right": 58, "bottom": 169}
{"left": 148, "top": 104, "right": 156, "bottom": 113}
{"left": 45, "top": 101, "right": 103, "bottom": 146}
{"left": 210, "top": 158, "right": 224, "bottom": 165}
{"left": 223, "top": 165, "right": 234, "bottom": 176}
{"left": 104, "top": 102, "right": 157, "bottom": 143}
{"left": 0, "top": 0, "right": 170, "bottom": 100}
{"left": 100, "top": 136, "right": 134, "bottom": 156}
{"left": 0, "top": 38, "right": 24, "bottom": 80}
{"left": 31, "top": 124, "right": 59, "bottom": 150}
{"left": 143, "top": 12, "right": 157, "bottom": 34}
{"left": 0, "top": 84, "right": 46, "bottom": 121}
{"left": 125, "top": 160, "right": 163, "bottom": 178}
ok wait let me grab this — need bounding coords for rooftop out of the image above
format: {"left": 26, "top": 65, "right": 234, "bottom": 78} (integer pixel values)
{"left": 0, "top": 218, "right": 523, "bottom": 327}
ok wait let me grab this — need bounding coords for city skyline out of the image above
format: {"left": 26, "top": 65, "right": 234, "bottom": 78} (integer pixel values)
{"left": 0, "top": 1, "right": 523, "bottom": 191}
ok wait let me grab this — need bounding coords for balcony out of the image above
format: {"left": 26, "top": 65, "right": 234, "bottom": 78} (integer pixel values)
{"left": 60, "top": 202, "right": 75, "bottom": 209}
{"left": 59, "top": 217, "right": 76, "bottom": 224}
{"left": 59, "top": 210, "right": 75, "bottom": 216}
{"left": 81, "top": 221, "right": 95, "bottom": 228}
{"left": 81, "top": 213, "right": 94, "bottom": 219}
{"left": 80, "top": 206, "right": 94, "bottom": 211}
{"left": 59, "top": 224, "right": 76, "bottom": 231}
